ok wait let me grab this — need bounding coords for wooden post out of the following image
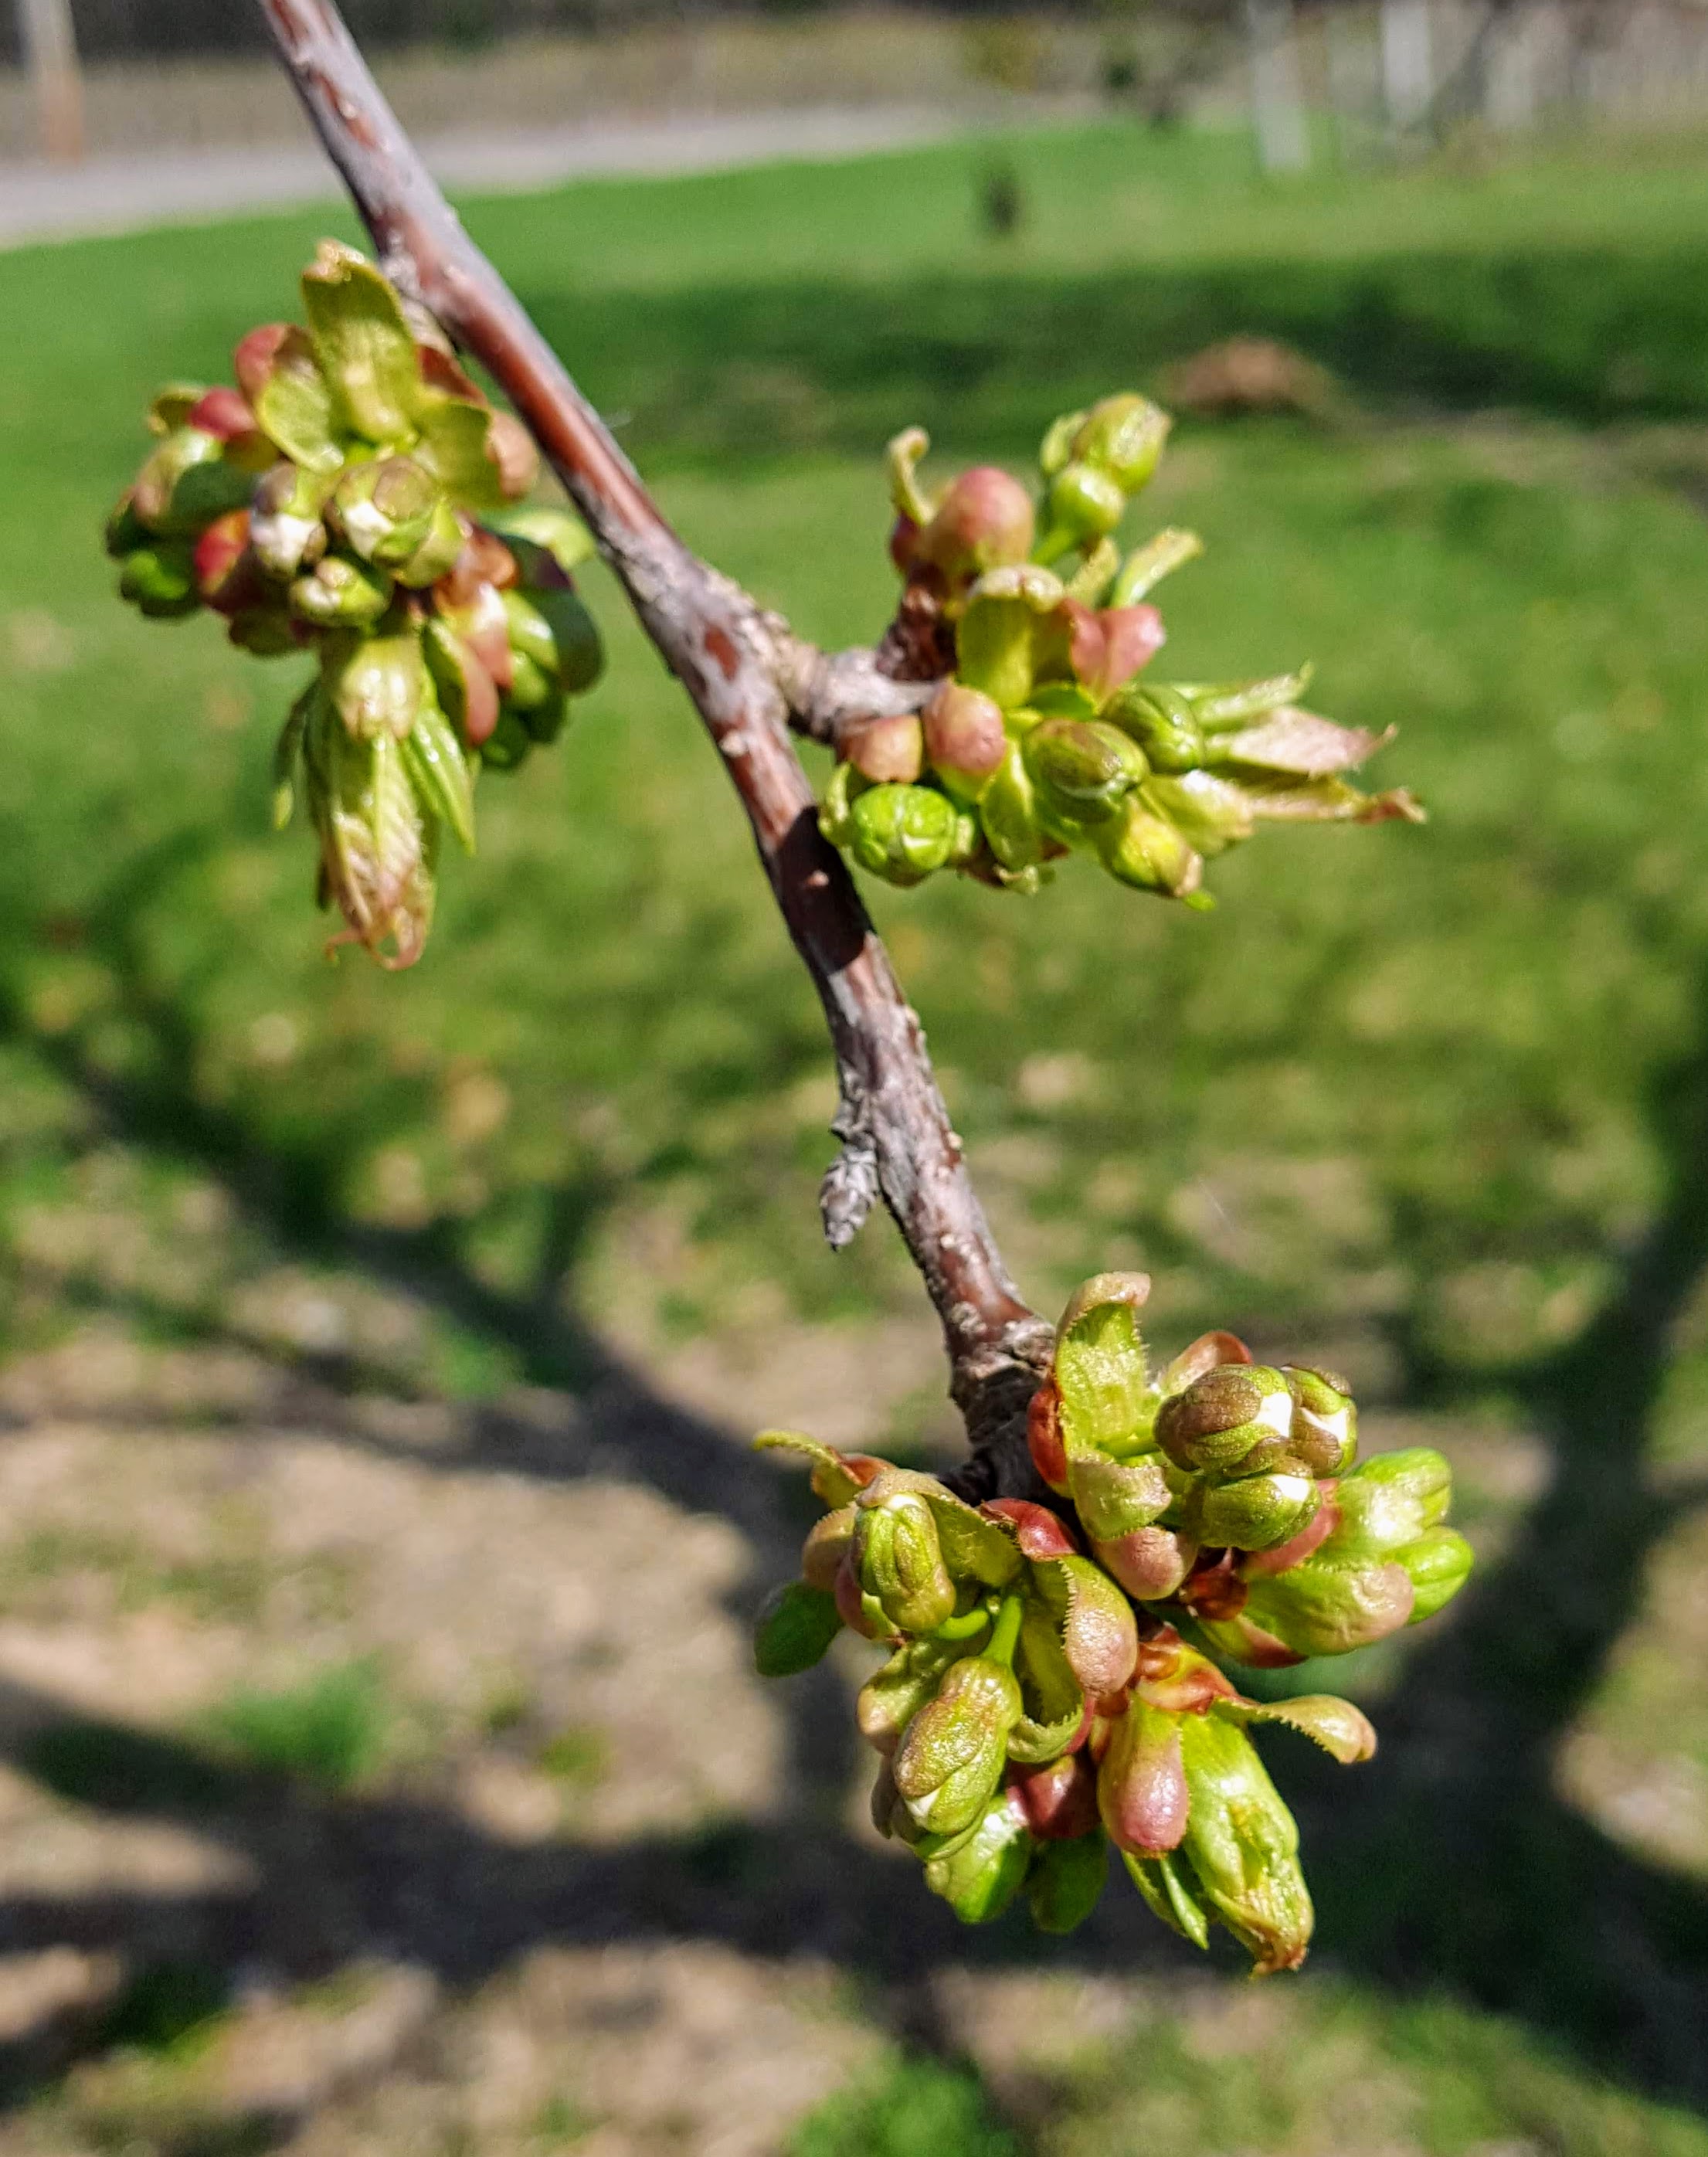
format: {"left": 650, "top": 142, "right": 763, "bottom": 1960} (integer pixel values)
{"left": 1246, "top": 0, "right": 1309, "bottom": 174}
{"left": 17, "top": 0, "right": 85, "bottom": 162}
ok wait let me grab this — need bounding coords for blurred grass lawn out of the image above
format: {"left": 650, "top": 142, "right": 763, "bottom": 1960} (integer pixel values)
{"left": 5, "top": 116, "right": 1708, "bottom": 2152}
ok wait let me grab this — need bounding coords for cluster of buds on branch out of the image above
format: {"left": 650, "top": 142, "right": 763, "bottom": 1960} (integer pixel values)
{"left": 820, "top": 397, "right": 1420, "bottom": 900}
{"left": 754, "top": 1272, "right": 1472, "bottom": 1969}
{"left": 104, "top": 243, "right": 603, "bottom": 967}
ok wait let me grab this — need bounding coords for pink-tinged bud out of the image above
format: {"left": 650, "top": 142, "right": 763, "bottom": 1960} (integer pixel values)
{"left": 438, "top": 525, "right": 518, "bottom": 606}
{"left": 1090, "top": 1524, "right": 1195, "bottom": 1602}
{"left": 1039, "top": 1554, "right": 1139, "bottom": 1696}
{"left": 833, "top": 1550, "right": 893, "bottom": 1641}
{"left": 1241, "top": 1493, "right": 1340, "bottom": 1578}
{"left": 915, "top": 467, "right": 1036, "bottom": 581}
{"left": 187, "top": 386, "right": 267, "bottom": 460}
{"left": 801, "top": 1503, "right": 857, "bottom": 1591}
{"left": 233, "top": 324, "right": 293, "bottom": 403}
{"left": 1132, "top": 1630, "right": 1239, "bottom": 1714}
{"left": 192, "top": 510, "right": 263, "bottom": 615}
{"left": 423, "top": 620, "right": 501, "bottom": 748}
{"left": 1010, "top": 1751, "right": 1098, "bottom": 1840}
{"left": 1163, "top": 1330, "right": 1253, "bottom": 1394}
{"left": 922, "top": 681, "right": 1007, "bottom": 804}
{"left": 1098, "top": 1700, "right": 1189, "bottom": 1856}
{"left": 1026, "top": 1381, "right": 1071, "bottom": 1494}
{"left": 980, "top": 1498, "right": 1077, "bottom": 1559}
{"left": 813, "top": 1452, "right": 888, "bottom": 1508}
{"left": 844, "top": 713, "right": 925, "bottom": 784}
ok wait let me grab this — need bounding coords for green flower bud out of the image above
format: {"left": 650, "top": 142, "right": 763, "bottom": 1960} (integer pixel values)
{"left": 322, "top": 629, "right": 425, "bottom": 743}
{"left": 1240, "top": 1557, "right": 1415, "bottom": 1659}
{"left": 480, "top": 711, "right": 535, "bottom": 770}
{"left": 1071, "top": 394, "right": 1171, "bottom": 493}
{"left": 1176, "top": 1709, "right": 1312, "bottom": 1975}
{"left": 1028, "top": 1830, "right": 1109, "bottom": 1934}
{"left": 1098, "top": 1700, "right": 1189, "bottom": 1856}
{"left": 892, "top": 1638, "right": 1023, "bottom": 1838}
{"left": 290, "top": 552, "right": 393, "bottom": 630}
{"left": 1095, "top": 793, "right": 1203, "bottom": 898}
{"left": 1326, "top": 1449, "right": 1453, "bottom": 1562}
{"left": 854, "top": 1492, "right": 957, "bottom": 1636}
{"left": 1066, "top": 1452, "right": 1171, "bottom": 1544}
{"left": 956, "top": 566, "right": 1068, "bottom": 710}
{"left": 857, "top": 1634, "right": 968, "bottom": 1756}
{"left": 923, "top": 1788, "right": 1034, "bottom": 1924}
{"left": 1156, "top": 1364, "right": 1299, "bottom": 1479}
{"left": 1394, "top": 1525, "right": 1474, "bottom": 1622}
{"left": 1104, "top": 684, "right": 1205, "bottom": 773}
{"left": 332, "top": 455, "right": 440, "bottom": 568}
{"left": 501, "top": 586, "right": 603, "bottom": 695}
{"left": 922, "top": 683, "right": 1007, "bottom": 803}
{"left": 386, "top": 494, "right": 462, "bottom": 588}
{"left": 976, "top": 739, "right": 1051, "bottom": 875}
{"left": 250, "top": 460, "right": 332, "bottom": 580}
{"left": 1031, "top": 1552, "right": 1139, "bottom": 1698}
{"left": 132, "top": 427, "right": 253, "bottom": 538}
{"left": 118, "top": 542, "right": 199, "bottom": 619}
{"left": 1282, "top": 1365, "right": 1357, "bottom": 1477}
{"left": 104, "top": 493, "right": 150, "bottom": 559}
{"left": 1037, "top": 461, "right": 1126, "bottom": 560}
{"left": 846, "top": 783, "right": 969, "bottom": 888}
{"left": 753, "top": 1580, "right": 843, "bottom": 1676}
{"left": 399, "top": 684, "right": 477, "bottom": 854}
{"left": 1024, "top": 718, "right": 1148, "bottom": 835}
{"left": 1191, "top": 1469, "right": 1320, "bottom": 1553}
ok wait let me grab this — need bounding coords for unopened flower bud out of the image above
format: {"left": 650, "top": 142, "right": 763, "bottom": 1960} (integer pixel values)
{"left": 1105, "top": 684, "right": 1205, "bottom": 773}
{"left": 105, "top": 493, "right": 149, "bottom": 559}
{"left": 1156, "top": 1364, "right": 1298, "bottom": 1479}
{"left": 397, "top": 496, "right": 468, "bottom": 589}
{"left": 1028, "top": 1829, "right": 1109, "bottom": 1933}
{"left": 915, "top": 466, "right": 1035, "bottom": 582}
{"left": 892, "top": 1641, "right": 1023, "bottom": 1838}
{"left": 333, "top": 455, "right": 440, "bottom": 569}
{"left": 479, "top": 712, "right": 535, "bottom": 771}
{"left": 858, "top": 1635, "right": 966, "bottom": 1756}
{"left": 845, "top": 782, "right": 970, "bottom": 887}
{"left": 322, "top": 629, "right": 424, "bottom": 742}
{"left": 1095, "top": 794, "right": 1203, "bottom": 897}
{"left": 976, "top": 740, "right": 1051, "bottom": 876}
{"left": 501, "top": 587, "right": 604, "bottom": 696}
{"left": 922, "top": 1787, "right": 1033, "bottom": 1924}
{"left": 1091, "top": 1524, "right": 1197, "bottom": 1601}
{"left": 1282, "top": 1365, "right": 1357, "bottom": 1476}
{"left": 922, "top": 682, "right": 1008, "bottom": 803}
{"left": 132, "top": 427, "right": 253, "bottom": 538}
{"left": 1241, "top": 1558, "right": 1415, "bottom": 1659}
{"left": 1142, "top": 771, "right": 1255, "bottom": 857}
{"left": 1176, "top": 1710, "right": 1312, "bottom": 1975}
{"left": 1024, "top": 717, "right": 1148, "bottom": 832}
{"left": 1192, "top": 1469, "right": 1319, "bottom": 1553}
{"left": 1394, "top": 1525, "right": 1474, "bottom": 1622}
{"left": 1098, "top": 1700, "right": 1189, "bottom": 1856}
{"left": 956, "top": 566, "right": 1067, "bottom": 710}
{"left": 1038, "top": 461, "right": 1126, "bottom": 559}
{"left": 1071, "top": 394, "right": 1170, "bottom": 493}
{"left": 290, "top": 552, "right": 393, "bottom": 629}
{"left": 192, "top": 510, "right": 263, "bottom": 615}
{"left": 1327, "top": 1448, "right": 1453, "bottom": 1561}
{"left": 484, "top": 410, "right": 540, "bottom": 501}
{"left": 855, "top": 1493, "right": 957, "bottom": 1636}
{"left": 250, "top": 461, "right": 332, "bottom": 580}
{"left": 752, "top": 1580, "right": 843, "bottom": 1676}
{"left": 845, "top": 714, "right": 925, "bottom": 785}
{"left": 800, "top": 1504, "right": 856, "bottom": 1591}
{"left": 1010, "top": 1751, "right": 1099, "bottom": 1840}
{"left": 118, "top": 542, "right": 199, "bottom": 619}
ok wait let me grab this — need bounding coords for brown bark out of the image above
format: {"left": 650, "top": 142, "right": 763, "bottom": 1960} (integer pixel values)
{"left": 254, "top": 0, "right": 1053, "bottom": 1482}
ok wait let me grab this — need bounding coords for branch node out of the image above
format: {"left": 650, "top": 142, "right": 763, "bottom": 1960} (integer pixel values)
{"left": 820, "top": 1085, "right": 880, "bottom": 1250}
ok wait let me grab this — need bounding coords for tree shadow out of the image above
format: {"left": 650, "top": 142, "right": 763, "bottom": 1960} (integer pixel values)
{"left": 3, "top": 837, "right": 1708, "bottom": 2125}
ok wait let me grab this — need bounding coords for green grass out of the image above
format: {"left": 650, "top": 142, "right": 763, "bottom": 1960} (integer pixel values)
{"left": 791, "top": 2053, "right": 1019, "bottom": 2157}
{"left": 8, "top": 113, "right": 1708, "bottom": 2152}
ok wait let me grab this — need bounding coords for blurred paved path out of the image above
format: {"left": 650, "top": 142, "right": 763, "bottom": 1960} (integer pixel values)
{"left": 0, "top": 101, "right": 963, "bottom": 250}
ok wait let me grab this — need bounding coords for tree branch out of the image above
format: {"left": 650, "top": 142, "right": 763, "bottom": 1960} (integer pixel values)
{"left": 254, "top": 0, "right": 1053, "bottom": 1476}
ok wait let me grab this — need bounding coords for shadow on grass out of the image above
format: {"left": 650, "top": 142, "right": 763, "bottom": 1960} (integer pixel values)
{"left": 2, "top": 835, "right": 1708, "bottom": 2126}
{"left": 526, "top": 240, "right": 1708, "bottom": 469}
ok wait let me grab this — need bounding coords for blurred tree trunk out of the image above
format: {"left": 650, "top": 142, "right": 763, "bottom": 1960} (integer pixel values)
{"left": 17, "top": 0, "right": 84, "bottom": 161}
{"left": 1246, "top": 0, "right": 1309, "bottom": 171}
{"left": 1380, "top": 0, "right": 1435, "bottom": 138}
